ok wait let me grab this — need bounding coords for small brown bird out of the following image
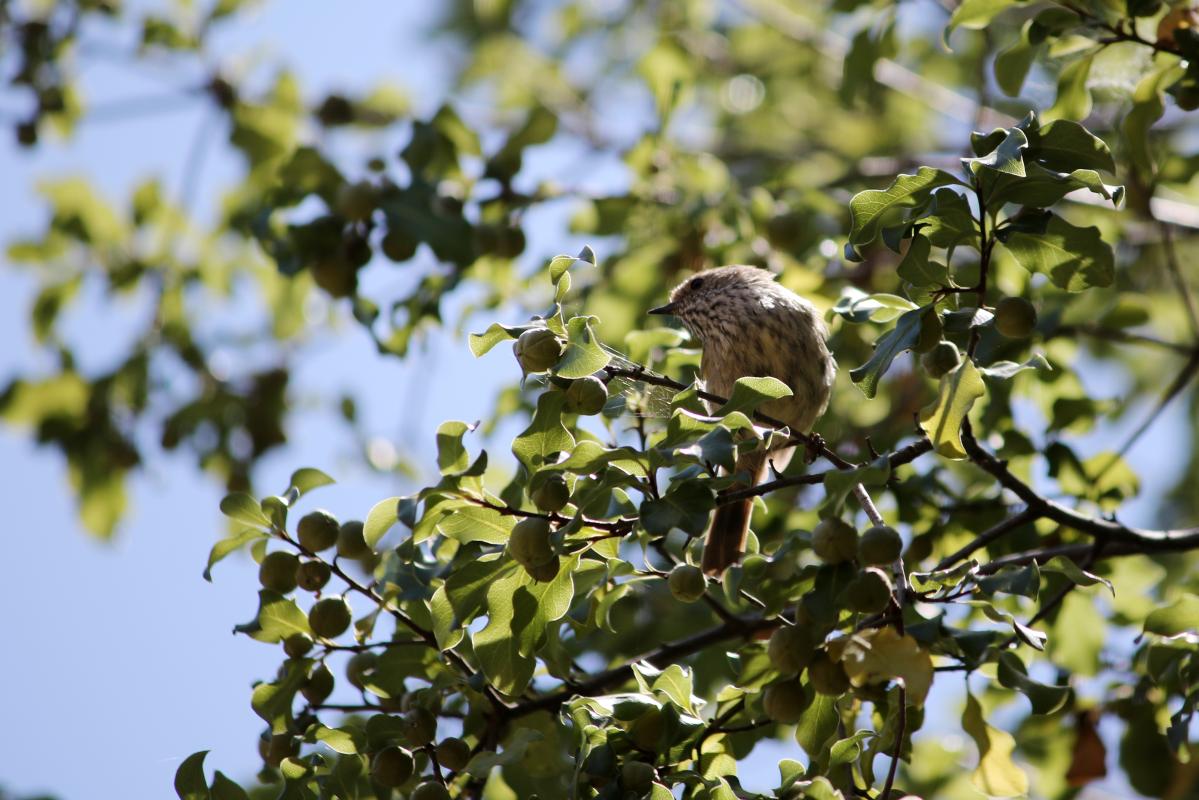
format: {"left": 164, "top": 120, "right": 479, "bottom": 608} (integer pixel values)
{"left": 650, "top": 266, "right": 835, "bottom": 574}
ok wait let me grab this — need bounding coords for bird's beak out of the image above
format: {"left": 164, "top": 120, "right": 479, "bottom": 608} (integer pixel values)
{"left": 648, "top": 302, "right": 678, "bottom": 316}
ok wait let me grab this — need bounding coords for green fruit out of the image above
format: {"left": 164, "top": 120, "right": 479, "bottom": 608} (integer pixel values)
{"left": 295, "top": 560, "right": 332, "bottom": 592}
{"left": 767, "top": 625, "right": 816, "bottom": 675}
{"left": 308, "top": 596, "right": 353, "bottom": 639}
{"left": 410, "top": 782, "right": 451, "bottom": 800}
{"left": 435, "top": 737, "right": 471, "bottom": 772}
{"left": 401, "top": 707, "right": 438, "bottom": 746}
{"left": 920, "top": 341, "right": 961, "bottom": 379}
{"left": 809, "top": 654, "right": 851, "bottom": 696}
{"left": 564, "top": 376, "right": 608, "bottom": 415}
{"left": 846, "top": 567, "right": 894, "bottom": 613}
{"left": 628, "top": 708, "right": 664, "bottom": 751}
{"left": 335, "top": 180, "right": 378, "bottom": 222}
{"left": 531, "top": 472, "right": 570, "bottom": 513}
{"left": 495, "top": 226, "right": 526, "bottom": 258}
{"left": 857, "top": 525, "right": 903, "bottom": 566}
{"left": 994, "top": 296, "right": 1037, "bottom": 338}
{"left": 310, "top": 256, "right": 356, "bottom": 298}
{"left": 509, "top": 518, "right": 555, "bottom": 568}
{"left": 668, "top": 564, "right": 708, "bottom": 603}
{"left": 621, "top": 760, "right": 656, "bottom": 792}
{"left": 297, "top": 509, "right": 339, "bottom": 552}
{"left": 913, "top": 311, "right": 943, "bottom": 354}
{"left": 370, "top": 745, "right": 414, "bottom": 787}
{"left": 763, "top": 680, "right": 810, "bottom": 724}
{"left": 526, "top": 554, "right": 561, "bottom": 582}
{"left": 302, "top": 663, "right": 334, "bottom": 704}
{"left": 381, "top": 229, "right": 418, "bottom": 262}
{"left": 346, "top": 651, "right": 378, "bottom": 690}
{"left": 513, "top": 328, "right": 565, "bottom": 373}
{"left": 265, "top": 733, "right": 299, "bottom": 766}
{"left": 283, "top": 632, "right": 314, "bottom": 658}
{"left": 259, "top": 551, "right": 300, "bottom": 593}
{"left": 811, "top": 519, "right": 858, "bottom": 564}
{"left": 337, "top": 520, "right": 370, "bottom": 559}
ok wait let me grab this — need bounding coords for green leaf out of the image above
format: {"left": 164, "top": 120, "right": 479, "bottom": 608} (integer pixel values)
{"left": 556, "top": 316, "right": 611, "bottom": 379}
{"left": 948, "top": 0, "right": 1019, "bottom": 33}
{"left": 832, "top": 288, "right": 919, "bottom": 323}
{"left": 364, "top": 496, "right": 402, "bottom": 548}
{"left": 996, "top": 652, "right": 1072, "bottom": 715}
{"left": 919, "top": 359, "right": 986, "bottom": 459}
{"left": 716, "top": 376, "right": 793, "bottom": 417}
{"left": 210, "top": 773, "right": 249, "bottom": 800}
{"left": 965, "top": 127, "right": 1028, "bottom": 177}
{"left": 845, "top": 168, "right": 963, "bottom": 260}
{"left": 203, "top": 529, "right": 267, "bottom": 581}
{"left": 897, "top": 234, "right": 949, "bottom": 288}
{"left": 252, "top": 661, "right": 308, "bottom": 733}
{"left": 1124, "top": 64, "right": 1186, "bottom": 175}
{"left": 963, "top": 691, "right": 1030, "bottom": 797}
{"left": 979, "top": 354, "right": 1051, "bottom": 381}
{"left": 850, "top": 306, "right": 930, "bottom": 398}
{"left": 315, "top": 724, "right": 363, "bottom": 754}
{"left": 920, "top": 189, "right": 978, "bottom": 251}
{"left": 1144, "top": 593, "right": 1199, "bottom": 637}
{"left": 640, "top": 481, "right": 716, "bottom": 536}
{"left": 436, "top": 420, "right": 476, "bottom": 475}
{"left": 512, "top": 391, "right": 575, "bottom": 472}
{"left": 823, "top": 455, "right": 890, "bottom": 514}
{"left": 1046, "top": 53, "right": 1095, "bottom": 122}
{"left": 438, "top": 504, "right": 514, "bottom": 544}
{"left": 219, "top": 492, "right": 272, "bottom": 529}
{"left": 174, "top": 750, "right": 210, "bottom": 800}
{"left": 235, "top": 590, "right": 311, "bottom": 643}
{"left": 987, "top": 162, "right": 1123, "bottom": 208}
{"left": 1040, "top": 555, "right": 1114, "bottom": 595}
{"left": 795, "top": 692, "right": 839, "bottom": 769}
{"left": 469, "top": 322, "right": 529, "bottom": 357}
{"left": 288, "top": 467, "right": 334, "bottom": 498}
{"left": 1028, "top": 118, "right": 1116, "bottom": 173}
{"left": 994, "top": 23, "right": 1040, "bottom": 96}
{"left": 841, "top": 627, "right": 934, "bottom": 705}
{"left": 1001, "top": 214, "right": 1114, "bottom": 291}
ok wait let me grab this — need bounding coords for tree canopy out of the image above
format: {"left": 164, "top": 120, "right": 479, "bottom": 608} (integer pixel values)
{"left": 3, "top": 1, "right": 1199, "bottom": 799}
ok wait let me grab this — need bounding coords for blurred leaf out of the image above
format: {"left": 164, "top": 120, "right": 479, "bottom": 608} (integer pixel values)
{"left": 204, "top": 529, "right": 267, "bottom": 581}
{"left": 288, "top": 467, "right": 334, "bottom": 498}
{"left": 841, "top": 627, "right": 934, "bottom": 705}
{"left": 220, "top": 492, "right": 272, "bottom": 529}
{"left": 1001, "top": 214, "right": 1114, "bottom": 291}
{"left": 996, "top": 652, "right": 1072, "bottom": 714}
{"left": 437, "top": 420, "right": 477, "bottom": 474}
{"left": 1144, "top": 593, "right": 1199, "bottom": 637}
{"left": 963, "top": 691, "right": 1029, "bottom": 797}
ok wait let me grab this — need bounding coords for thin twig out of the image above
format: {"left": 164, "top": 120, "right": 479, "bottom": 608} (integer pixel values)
{"left": 931, "top": 508, "right": 1037, "bottom": 571}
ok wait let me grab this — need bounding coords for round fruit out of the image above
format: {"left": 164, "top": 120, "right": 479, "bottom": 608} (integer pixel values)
{"left": 296, "top": 560, "right": 332, "bottom": 592}
{"left": 259, "top": 551, "right": 300, "bottom": 593}
{"left": 513, "top": 328, "right": 565, "bottom": 374}
{"left": 301, "top": 663, "right": 334, "bottom": 704}
{"left": 371, "top": 745, "right": 414, "bottom": 788}
{"left": 337, "top": 520, "right": 370, "bottom": 559}
{"left": 809, "top": 654, "right": 851, "bottom": 696}
{"left": 435, "top": 737, "right": 471, "bottom": 772}
{"left": 921, "top": 341, "right": 961, "bottom": 379}
{"left": 531, "top": 473, "right": 570, "bottom": 513}
{"left": 283, "top": 633, "right": 314, "bottom": 658}
{"left": 265, "top": 733, "right": 299, "bottom": 767}
{"left": 811, "top": 519, "right": 858, "bottom": 564}
{"left": 767, "top": 625, "right": 816, "bottom": 675}
{"left": 346, "top": 651, "right": 378, "bottom": 690}
{"left": 846, "top": 567, "right": 894, "bottom": 613}
{"left": 381, "top": 229, "right": 418, "bottom": 262}
{"left": 526, "top": 554, "right": 561, "bottom": 582}
{"left": 495, "top": 226, "right": 527, "bottom": 259}
{"left": 335, "top": 180, "right": 378, "bottom": 222}
{"left": 297, "top": 509, "right": 339, "bottom": 552}
{"left": 763, "top": 680, "right": 809, "bottom": 724}
{"left": 308, "top": 596, "right": 353, "bottom": 639}
{"left": 310, "top": 256, "right": 356, "bottom": 298}
{"left": 668, "top": 564, "right": 708, "bottom": 603}
{"left": 509, "top": 518, "right": 555, "bottom": 568}
{"left": 857, "top": 525, "right": 903, "bottom": 566}
{"left": 564, "top": 376, "right": 609, "bottom": 415}
{"left": 994, "top": 296, "right": 1037, "bottom": 338}
{"left": 402, "top": 707, "right": 438, "bottom": 747}
{"left": 621, "top": 760, "right": 656, "bottom": 792}
{"left": 410, "top": 782, "right": 451, "bottom": 800}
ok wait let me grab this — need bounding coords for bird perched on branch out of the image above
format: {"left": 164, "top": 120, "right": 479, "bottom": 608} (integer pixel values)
{"left": 650, "top": 265, "right": 835, "bottom": 575}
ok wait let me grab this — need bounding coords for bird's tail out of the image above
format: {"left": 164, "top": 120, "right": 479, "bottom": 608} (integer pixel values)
{"left": 701, "top": 454, "right": 772, "bottom": 575}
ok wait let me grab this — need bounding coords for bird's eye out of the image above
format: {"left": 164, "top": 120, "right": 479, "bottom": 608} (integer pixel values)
{"left": 690, "top": 277, "right": 705, "bottom": 290}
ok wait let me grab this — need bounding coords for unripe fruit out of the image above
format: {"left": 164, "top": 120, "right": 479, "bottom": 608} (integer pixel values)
{"left": 402, "top": 707, "right": 438, "bottom": 747}
{"left": 811, "top": 519, "right": 858, "bottom": 564}
{"left": 435, "top": 737, "right": 471, "bottom": 772}
{"left": 283, "top": 632, "right": 314, "bottom": 658}
{"left": 297, "top": 509, "right": 339, "bottom": 552}
{"left": 564, "top": 376, "right": 608, "bottom": 415}
{"left": 767, "top": 625, "right": 816, "bottom": 675}
{"left": 763, "top": 680, "right": 809, "bottom": 724}
{"left": 410, "top": 782, "right": 451, "bottom": 800}
{"left": 265, "top": 733, "right": 299, "bottom": 767}
{"left": 335, "top": 180, "right": 377, "bottom": 222}
{"left": 994, "top": 296, "right": 1037, "bottom": 338}
{"left": 857, "top": 525, "right": 903, "bottom": 566}
{"left": 370, "top": 746, "right": 414, "bottom": 788}
{"left": 381, "top": 229, "right": 418, "bottom": 262}
{"left": 346, "top": 651, "right": 378, "bottom": 690}
{"left": 302, "top": 663, "right": 334, "bottom": 704}
{"left": 259, "top": 551, "right": 300, "bottom": 593}
{"left": 337, "top": 520, "right": 370, "bottom": 559}
{"left": 921, "top": 341, "right": 961, "bottom": 379}
{"left": 308, "top": 596, "right": 353, "bottom": 639}
{"left": 296, "top": 560, "right": 332, "bottom": 592}
{"left": 531, "top": 473, "right": 570, "bottom": 513}
{"left": 846, "top": 567, "right": 894, "bottom": 613}
{"left": 526, "top": 554, "right": 561, "bottom": 582}
{"left": 509, "top": 518, "right": 555, "bottom": 568}
{"left": 310, "top": 257, "right": 357, "bottom": 298}
{"left": 621, "top": 760, "right": 656, "bottom": 792}
{"left": 809, "top": 654, "right": 851, "bottom": 696}
{"left": 668, "top": 564, "right": 708, "bottom": 603}
{"left": 513, "top": 328, "right": 565, "bottom": 373}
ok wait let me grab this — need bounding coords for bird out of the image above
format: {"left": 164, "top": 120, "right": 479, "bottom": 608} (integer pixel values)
{"left": 649, "top": 265, "right": 835, "bottom": 575}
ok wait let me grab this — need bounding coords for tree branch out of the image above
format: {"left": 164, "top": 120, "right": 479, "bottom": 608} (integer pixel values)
{"left": 931, "top": 507, "right": 1038, "bottom": 571}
